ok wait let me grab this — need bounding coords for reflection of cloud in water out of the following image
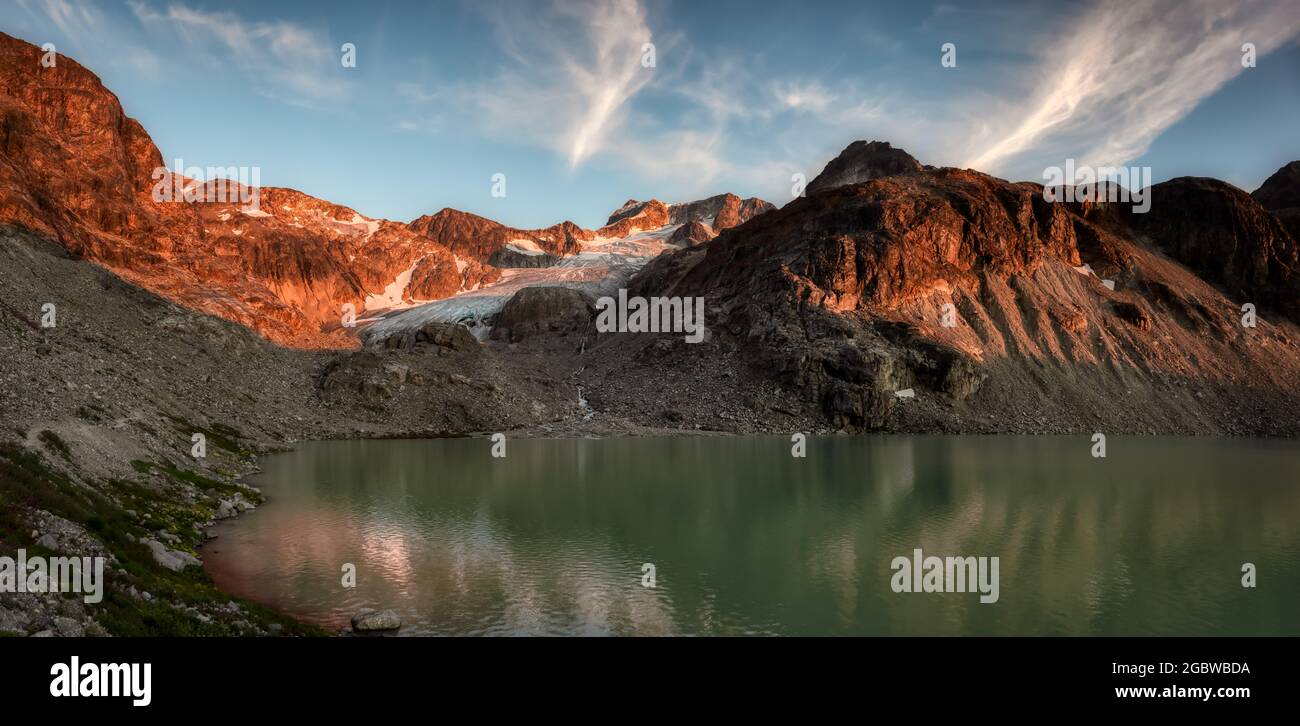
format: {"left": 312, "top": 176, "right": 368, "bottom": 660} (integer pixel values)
{"left": 210, "top": 498, "right": 679, "bottom": 634}
{"left": 355, "top": 511, "right": 677, "bottom": 635}
{"left": 358, "top": 523, "right": 416, "bottom": 590}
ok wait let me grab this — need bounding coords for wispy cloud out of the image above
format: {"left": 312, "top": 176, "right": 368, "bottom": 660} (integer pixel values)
{"left": 464, "top": 0, "right": 655, "bottom": 171}
{"left": 460, "top": 0, "right": 1300, "bottom": 197}
{"left": 965, "top": 0, "right": 1300, "bottom": 174}
{"left": 458, "top": 0, "right": 904, "bottom": 200}
{"left": 128, "top": 0, "right": 347, "bottom": 104}
{"left": 16, "top": 0, "right": 97, "bottom": 39}
{"left": 15, "top": 0, "right": 164, "bottom": 78}
{"left": 12, "top": 0, "right": 1298, "bottom": 207}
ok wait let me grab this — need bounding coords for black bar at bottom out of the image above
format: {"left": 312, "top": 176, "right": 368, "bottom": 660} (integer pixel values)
{"left": 0, "top": 636, "right": 1288, "bottom": 713}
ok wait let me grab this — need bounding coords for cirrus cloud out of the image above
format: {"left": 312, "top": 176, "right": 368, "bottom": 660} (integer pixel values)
{"left": 965, "top": 0, "right": 1300, "bottom": 175}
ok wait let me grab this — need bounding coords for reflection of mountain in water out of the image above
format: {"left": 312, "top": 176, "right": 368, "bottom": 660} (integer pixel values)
{"left": 203, "top": 436, "right": 1300, "bottom": 635}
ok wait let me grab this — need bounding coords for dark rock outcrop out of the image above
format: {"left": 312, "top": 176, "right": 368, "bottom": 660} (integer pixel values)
{"left": 491, "top": 287, "right": 595, "bottom": 343}
{"left": 668, "top": 220, "right": 714, "bottom": 247}
{"left": 1253, "top": 161, "right": 1300, "bottom": 211}
{"left": 360, "top": 320, "right": 478, "bottom": 352}
{"left": 1128, "top": 177, "right": 1300, "bottom": 321}
{"left": 1253, "top": 160, "right": 1300, "bottom": 247}
{"left": 488, "top": 246, "right": 558, "bottom": 268}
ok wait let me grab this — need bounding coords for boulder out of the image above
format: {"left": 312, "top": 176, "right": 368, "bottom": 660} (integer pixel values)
{"left": 351, "top": 608, "right": 402, "bottom": 632}
{"left": 213, "top": 494, "right": 255, "bottom": 520}
{"left": 143, "top": 538, "right": 200, "bottom": 572}
{"left": 415, "top": 322, "right": 478, "bottom": 350}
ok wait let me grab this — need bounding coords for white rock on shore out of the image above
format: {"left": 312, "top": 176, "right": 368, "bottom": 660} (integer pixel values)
{"left": 142, "top": 538, "right": 201, "bottom": 571}
{"left": 350, "top": 608, "right": 402, "bottom": 633}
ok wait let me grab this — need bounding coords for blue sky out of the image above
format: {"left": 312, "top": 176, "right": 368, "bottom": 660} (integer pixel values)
{"left": 6, "top": 0, "right": 1300, "bottom": 229}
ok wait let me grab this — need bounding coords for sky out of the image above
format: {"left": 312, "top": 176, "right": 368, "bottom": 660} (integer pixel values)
{"left": 5, "top": 0, "right": 1300, "bottom": 229}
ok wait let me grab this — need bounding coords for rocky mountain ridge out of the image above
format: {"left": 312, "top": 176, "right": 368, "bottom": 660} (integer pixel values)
{"left": 614, "top": 142, "right": 1300, "bottom": 431}
{"left": 0, "top": 32, "right": 770, "bottom": 348}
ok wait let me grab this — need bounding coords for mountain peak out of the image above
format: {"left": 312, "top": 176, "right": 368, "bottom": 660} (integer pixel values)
{"left": 605, "top": 199, "right": 668, "bottom": 227}
{"left": 807, "top": 140, "right": 923, "bottom": 194}
{"left": 1253, "top": 160, "right": 1300, "bottom": 211}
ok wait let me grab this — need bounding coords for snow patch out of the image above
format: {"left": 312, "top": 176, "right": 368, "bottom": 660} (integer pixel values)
{"left": 347, "top": 212, "right": 381, "bottom": 241}
{"left": 364, "top": 259, "right": 422, "bottom": 311}
{"left": 504, "top": 238, "right": 546, "bottom": 256}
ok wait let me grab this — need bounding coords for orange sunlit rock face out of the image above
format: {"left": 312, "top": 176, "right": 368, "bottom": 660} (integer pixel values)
{"left": 0, "top": 33, "right": 475, "bottom": 348}
{"left": 0, "top": 32, "right": 776, "bottom": 349}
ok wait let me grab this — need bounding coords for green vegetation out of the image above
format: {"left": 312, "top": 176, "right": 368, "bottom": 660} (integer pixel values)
{"left": 0, "top": 443, "right": 322, "bottom": 637}
{"left": 129, "top": 459, "right": 257, "bottom": 500}
{"left": 0, "top": 443, "right": 96, "bottom": 551}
